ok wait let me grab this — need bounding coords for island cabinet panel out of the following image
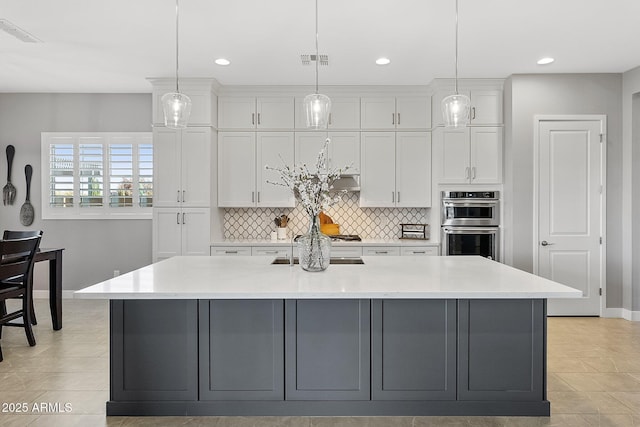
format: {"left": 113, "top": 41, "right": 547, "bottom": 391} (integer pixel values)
{"left": 285, "top": 299, "right": 371, "bottom": 400}
{"left": 372, "top": 300, "right": 457, "bottom": 400}
{"left": 458, "top": 299, "right": 545, "bottom": 401}
{"left": 110, "top": 300, "right": 198, "bottom": 401}
{"left": 198, "top": 300, "right": 284, "bottom": 400}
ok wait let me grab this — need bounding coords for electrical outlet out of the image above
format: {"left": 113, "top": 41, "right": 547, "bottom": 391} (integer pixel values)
{"left": 113, "top": 270, "right": 120, "bottom": 277}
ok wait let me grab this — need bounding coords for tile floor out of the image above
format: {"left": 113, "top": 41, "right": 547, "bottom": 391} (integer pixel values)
{"left": 0, "top": 299, "right": 639, "bottom": 426}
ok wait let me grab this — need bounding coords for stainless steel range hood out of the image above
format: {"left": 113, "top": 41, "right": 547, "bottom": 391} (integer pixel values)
{"left": 330, "top": 174, "right": 360, "bottom": 192}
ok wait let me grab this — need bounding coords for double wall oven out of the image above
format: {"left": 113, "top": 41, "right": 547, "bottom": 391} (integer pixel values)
{"left": 441, "top": 191, "right": 500, "bottom": 261}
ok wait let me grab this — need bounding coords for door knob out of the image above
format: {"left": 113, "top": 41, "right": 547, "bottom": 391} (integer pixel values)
{"left": 541, "top": 240, "right": 554, "bottom": 246}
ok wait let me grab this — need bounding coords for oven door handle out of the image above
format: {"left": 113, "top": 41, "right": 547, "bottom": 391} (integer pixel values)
{"left": 442, "top": 201, "right": 498, "bottom": 208}
{"left": 442, "top": 227, "right": 499, "bottom": 234}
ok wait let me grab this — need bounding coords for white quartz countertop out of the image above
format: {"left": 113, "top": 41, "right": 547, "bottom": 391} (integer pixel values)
{"left": 74, "top": 256, "right": 581, "bottom": 300}
{"left": 212, "top": 238, "right": 438, "bottom": 247}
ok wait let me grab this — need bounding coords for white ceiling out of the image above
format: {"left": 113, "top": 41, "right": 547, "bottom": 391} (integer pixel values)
{"left": 2, "top": 0, "right": 640, "bottom": 93}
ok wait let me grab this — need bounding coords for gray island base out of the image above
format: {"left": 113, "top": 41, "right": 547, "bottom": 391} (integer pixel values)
{"left": 107, "top": 298, "right": 548, "bottom": 417}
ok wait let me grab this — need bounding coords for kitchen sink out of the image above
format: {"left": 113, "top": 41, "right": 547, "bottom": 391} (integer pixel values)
{"left": 271, "top": 257, "right": 364, "bottom": 265}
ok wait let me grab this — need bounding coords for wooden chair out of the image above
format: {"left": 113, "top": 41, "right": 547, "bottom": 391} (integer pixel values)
{"left": 2, "top": 230, "right": 43, "bottom": 325}
{"left": 0, "top": 235, "right": 42, "bottom": 362}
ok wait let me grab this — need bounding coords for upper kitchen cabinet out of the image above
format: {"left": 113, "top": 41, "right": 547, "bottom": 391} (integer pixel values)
{"left": 295, "top": 97, "right": 360, "bottom": 130}
{"left": 435, "top": 126, "right": 503, "bottom": 184}
{"left": 218, "top": 97, "right": 294, "bottom": 130}
{"left": 149, "top": 78, "right": 217, "bottom": 127}
{"left": 294, "top": 132, "right": 360, "bottom": 173}
{"left": 361, "top": 97, "right": 431, "bottom": 130}
{"left": 360, "top": 132, "right": 431, "bottom": 207}
{"left": 153, "top": 127, "right": 212, "bottom": 208}
{"left": 432, "top": 89, "right": 502, "bottom": 127}
{"left": 218, "top": 132, "right": 295, "bottom": 207}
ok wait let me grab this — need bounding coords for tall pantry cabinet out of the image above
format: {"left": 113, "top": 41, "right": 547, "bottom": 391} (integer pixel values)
{"left": 149, "top": 79, "right": 216, "bottom": 262}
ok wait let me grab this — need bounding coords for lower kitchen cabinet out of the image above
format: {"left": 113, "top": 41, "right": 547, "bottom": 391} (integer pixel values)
{"left": 372, "top": 300, "right": 456, "bottom": 400}
{"left": 199, "top": 300, "right": 284, "bottom": 400}
{"left": 401, "top": 246, "right": 439, "bottom": 256}
{"left": 458, "top": 299, "right": 545, "bottom": 401}
{"left": 153, "top": 208, "right": 210, "bottom": 261}
{"left": 285, "top": 299, "right": 371, "bottom": 400}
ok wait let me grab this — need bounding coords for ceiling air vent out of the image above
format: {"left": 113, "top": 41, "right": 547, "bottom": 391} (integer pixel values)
{"left": 301, "top": 54, "right": 329, "bottom": 66}
{"left": 0, "top": 19, "right": 42, "bottom": 43}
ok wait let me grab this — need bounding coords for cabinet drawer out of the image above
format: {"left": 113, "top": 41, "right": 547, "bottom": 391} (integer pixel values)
{"left": 210, "top": 246, "right": 251, "bottom": 256}
{"left": 363, "top": 247, "right": 401, "bottom": 256}
{"left": 401, "top": 246, "right": 439, "bottom": 256}
{"left": 251, "top": 247, "right": 293, "bottom": 257}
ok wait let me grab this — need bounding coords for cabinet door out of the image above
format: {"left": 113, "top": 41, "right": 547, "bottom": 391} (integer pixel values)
{"left": 152, "top": 128, "right": 182, "bottom": 207}
{"left": 257, "top": 97, "right": 294, "bottom": 129}
{"left": 285, "top": 299, "right": 370, "bottom": 400}
{"left": 470, "top": 127, "right": 503, "bottom": 184}
{"left": 328, "top": 97, "right": 360, "bottom": 129}
{"left": 361, "top": 97, "right": 396, "bottom": 129}
{"left": 218, "top": 132, "right": 256, "bottom": 207}
{"left": 152, "top": 208, "right": 182, "bottom": 261}
{"left": 363, "top": 246, "right": 401, "bottom": 256}
{"left": 218, "top": 97, "right": 256, "bottom": 129}
{"left": 470, "top": 90, "right": 502, "bottom": 125}
{"left": 294, "top": 132, "right": 326, "bottom": 168}
{"left": 437, "top": 127, "right": 470, "bottom": 184}
{"left": 360, "top": 132, "right": 396, "bottom": 207}
{"left": 256, "top": 132, "right": 295, "bottom": 207}
{"left": 328, "top": 132, "right": 360, "bottom": 173}
{"left": 396, "top": 97, "right": 431, "bottom": 129}
{"left": 199, "top": 300, "right": 284, "bottom": 401}
{"left": 181, "top": 208, "right": 211, "bottom": 256}
{"left": 396, "top": 132, "right": 431, "bottom": 207}
{"left": 401, "top": 246, "right": 439, "bottom": 256}
{"left": 180, "top": 128, "right": 211, "bottom": 207}
{"left": 372, "top": 300, "right": 456, "bottom": 400}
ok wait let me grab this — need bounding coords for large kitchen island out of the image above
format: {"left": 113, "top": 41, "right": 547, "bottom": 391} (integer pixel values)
{"left": 74, "top": 255, "right": 580, "bottom": 417}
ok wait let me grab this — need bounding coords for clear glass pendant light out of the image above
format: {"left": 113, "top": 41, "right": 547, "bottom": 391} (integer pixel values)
{"left": 162, "top": 0, "right": 192, "bottom": 129}
{"left": 303, "top": 0, "right": 331, "bottom": 129}
{"left": 441, "top": 0, "right": 470, "bottom": 127}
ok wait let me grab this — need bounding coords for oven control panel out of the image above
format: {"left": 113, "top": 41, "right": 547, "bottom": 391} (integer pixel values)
{"left": 441, "top": 191, "right": 499, "bottom": 199}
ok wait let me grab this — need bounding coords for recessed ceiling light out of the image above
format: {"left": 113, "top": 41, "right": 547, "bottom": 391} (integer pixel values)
{"left": 537, "top": 57, "right": 555, "bottom": 65}
{"left": 376, "top": 57, "right": 391, "bottom": 66}
{"left": 215, "top": 58, "right": 231, "bottom": 66}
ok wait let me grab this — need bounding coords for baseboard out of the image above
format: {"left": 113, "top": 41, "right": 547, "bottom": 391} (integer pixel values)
{"left": 602, "top": 307, "right": 624, "bottom": 318}
{"left": 33, "top": 290, "right": 75, "bottom": 299}
{"left": 622, "top": 309, "right": 640, "bottom": 321}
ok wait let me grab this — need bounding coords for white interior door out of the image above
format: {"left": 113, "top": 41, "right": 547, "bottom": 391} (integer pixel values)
{"left": 537, "top": 118, "right": 604, "bottom": 315}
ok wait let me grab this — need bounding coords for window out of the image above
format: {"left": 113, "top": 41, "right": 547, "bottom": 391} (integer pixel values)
{"left": 41, "top": 132, "right": 153, "bottom": 219}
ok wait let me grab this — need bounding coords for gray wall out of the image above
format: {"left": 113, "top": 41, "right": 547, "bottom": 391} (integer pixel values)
{"left": 504, "top": 74, "right": 623, "bottom": 309}
{"left": 0, "top": 93, "right": 153, "bottom": 291}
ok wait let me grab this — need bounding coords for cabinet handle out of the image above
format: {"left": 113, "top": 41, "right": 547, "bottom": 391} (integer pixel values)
{"left": 176, "top": 213, "right": 180, "bottom": 224}
{"left": 252, "top": 191, "right": 255, "bottom": 203}
{"left": 177, "top": 190, "right": 180, "bottom": 203}
{"left": 397, "top": 192, "right": 400, "bottom": 203}
{"left": 413, "top": 251, "right": 426, "bottom": 254}
{"left": 472, "top": 167, "right": 476, "bottom": 180}
{"left": 258, "top": 113, "right": 261, "bottom": 125}
{"left": 182, "top": 213, "right": 185, "bottom": 224}
{"left": 328, "top": 113, "right": 332, "bottom": 125}
{"left": 397, "top": 113, "right": 400, "bottom": 125}
{"left": 375, "top": 251, "right": 389, "bottom": 254}
{"left": 257, "top": 192, "right": 260, "bottom": 203}
{"left": 182, "top": 190, "right": 186, "bottom": 203}
{"left": 264, "top": 250, "right": 278, "bottom": 254}
{"left": 252, "top": 113, "right": 255, "bottom": 125}
{"left": 472, "top": 107, "right": 476, "bottom": 120}
{"left": 392, "top": 113, "right": 395, "bottom": 125}
{"left": 225, "top": 250, "right": 238, "bottom": 254}
{"left": 392, "top": 192, "right": 395, "bottom": 203}
{"left": 465, "top": 167, "right": 470, "bottom": 179}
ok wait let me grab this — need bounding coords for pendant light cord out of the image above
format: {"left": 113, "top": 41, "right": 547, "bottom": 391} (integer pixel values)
{"left": 454, "top": 0, "right": 459, "bottom": 95}
{"left": 314, "top": 0, "right": 319, "bottom": 94}
{"left": 175, "top": 0, "right": 180, "bottom": 93}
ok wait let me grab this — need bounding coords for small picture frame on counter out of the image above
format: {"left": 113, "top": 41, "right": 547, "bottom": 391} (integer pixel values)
{"left": 400, "top": 223, "right": 429, "bottom": 240}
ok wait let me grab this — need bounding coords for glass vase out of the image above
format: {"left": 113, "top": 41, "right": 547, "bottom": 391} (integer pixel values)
{"left": 297, "top": 215, "right": 331, "bottom": 272}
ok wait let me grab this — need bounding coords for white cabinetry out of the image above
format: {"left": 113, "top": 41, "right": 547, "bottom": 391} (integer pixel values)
{"left": 294, "top": 132, "right": 360, "bottom": 173}
{"left": 218, "top": 97, "right": 294, "bottom": 130}
{"left": 295, "top": 97, "right": 360, "bottom": 130}
{"left": 360, "top": 97, "right": 431, "bottom": 130}
{"left": 153, "top": 208, "right": 211, "bottom": 261}
{"left": 360, "top": 132, "right": 431, "bottom": 207}
{"left": 153, "top": 127, "right": 211, "bottom": 208}
{"left": 432, "top": 90, "right": 502, "bottom": 127}
{"left": 218, "top": 132, "right": 295, "bottom": 207}
{"left": 436, "top": 127, "right": 503, "bottom": 184}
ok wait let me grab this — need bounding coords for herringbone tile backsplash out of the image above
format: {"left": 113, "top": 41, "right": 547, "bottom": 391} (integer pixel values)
{"left": 224, "top": 193, "right": 430, "bottom": 240}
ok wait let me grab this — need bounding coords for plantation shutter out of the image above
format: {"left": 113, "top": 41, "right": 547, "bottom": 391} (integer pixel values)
{"left": 48, "top": 142, "right": 75, "bottom": 208}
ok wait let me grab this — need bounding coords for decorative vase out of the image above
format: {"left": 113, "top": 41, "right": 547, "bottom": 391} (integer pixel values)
{"left": 297, "top": 215, "right": 331, "bottom": 272}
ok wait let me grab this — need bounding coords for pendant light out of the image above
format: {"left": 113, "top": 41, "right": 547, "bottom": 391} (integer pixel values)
{"left": 303, "top": 0, "right": 331, "bottom": 129}
{"left": 161, "top": 0, "right": 192, "bottom": 129}
{"left": 441, "top": 0, "right": 470, "bottom": 128}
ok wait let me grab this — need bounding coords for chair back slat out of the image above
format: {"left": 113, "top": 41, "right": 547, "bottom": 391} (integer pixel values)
{"left": 0, "top": 236, "right": 41, "bottom": 282}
